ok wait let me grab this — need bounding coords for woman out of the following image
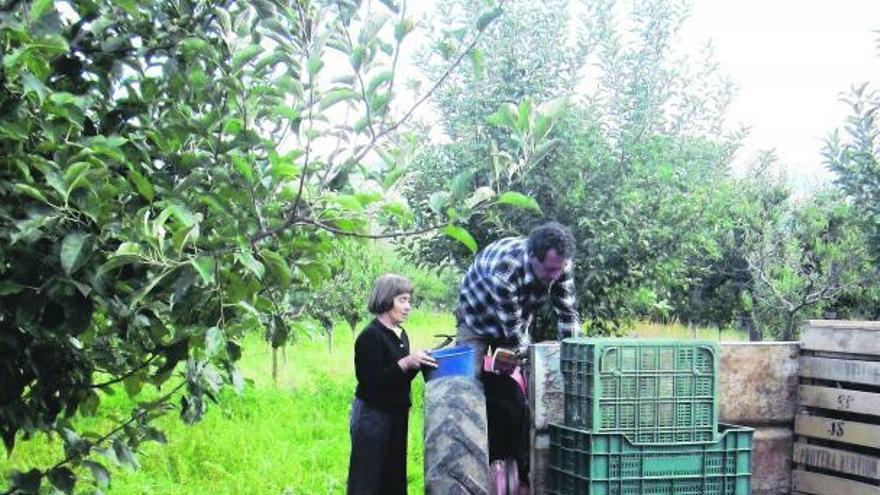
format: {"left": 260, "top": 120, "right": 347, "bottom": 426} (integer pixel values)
{"left": 347, "top": 274, "right": 437, "bottom": 495}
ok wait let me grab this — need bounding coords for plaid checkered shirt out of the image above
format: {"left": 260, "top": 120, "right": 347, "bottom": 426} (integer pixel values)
{"left": 456, "top": 237, "right": 580, "bottom": 350}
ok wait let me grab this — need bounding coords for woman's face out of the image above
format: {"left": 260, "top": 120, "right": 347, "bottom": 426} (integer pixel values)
{"left": 386, "top": 293, "right": 412, "bottom": 326}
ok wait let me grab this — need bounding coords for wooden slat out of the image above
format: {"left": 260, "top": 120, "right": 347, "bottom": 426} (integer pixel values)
{"left": 793, "top": 443, "right": 880, "bottom": 480}
{"left": 795, "top": 414, "right": 880, "bottom": 449}
{"left": 799, "top": 385, "right": 880, "bottom": 417}
{"left": 800, "top": 356, "right": 880, "bottom": 386}
{"left": 793, "top": 469, "right": 880, "bottom": 495}
{"left": 802, "top": 325, "right": 880, "bottom": 356}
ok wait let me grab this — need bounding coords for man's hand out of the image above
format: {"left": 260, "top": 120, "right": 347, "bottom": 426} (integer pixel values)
{"left": 398, "top": 350, "right": 438, "bottom": 371}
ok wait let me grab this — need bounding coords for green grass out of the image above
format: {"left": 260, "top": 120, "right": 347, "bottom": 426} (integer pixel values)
{"left": 1, "top": 311, "right": 735, "bottom": 494}
{"left": 1, "top": 310, "right": 455, "bottom": 495}
{"left": 625, "top": 321, "right": 747, "bottom": 341}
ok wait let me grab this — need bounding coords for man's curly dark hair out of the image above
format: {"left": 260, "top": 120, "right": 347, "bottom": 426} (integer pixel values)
{"left": 527, "top": 222, "right": 576, "bottom": 261}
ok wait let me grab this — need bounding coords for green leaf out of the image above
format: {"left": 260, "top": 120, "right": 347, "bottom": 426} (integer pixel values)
{"left": 231, "top": 44, "right": 264, "bottom": 72}
{"left": 60, "top": 232, "right": 93, "bottom": 275}
{"left": 517, "top": 99, "right": 532, "bottom": 133}
{"left": 62, "top": 161, "right": 92, "bottom": 197}
{"left": 476, "top": 6, "right": 503, "bottom": 31}
{"left": 394, "top": 18, "right": 413, "bottom": 41}
{"left": 236, "top": 251, "right": 265, "bottom": 280}
{"left": 128, "top": 170, "right": 155, "bottom": 201}
{"left": 269, "top": 160, "right": 300, "bottom": 181}
{"left": 130, "top": 268, "right": 175, "bottom": 308}
{"left": 450, "top": 169, "right": 474, "bottom": 199}
{"left": 260, "top": 249, "right": 292, "bottom": 287}
{"left": 223, "top": 118, "right": 244, "bottom": 135}
{"left": 271, "top": 105, "right": 300, "bottom": 122}
{"left": 231, "top": 367, "right": 245, "bottom": 394}
{"left": 79, "top": 391, "right": 99, "bottom": 416}
{"left": 113, "top": 438, "right": 139, "bottom": 470}
{"left": 252, "top": 50, "right": 285, "bottom": 73}
{"left": 529, "top": 138, "right": 560, "bottom": 166}
{"left": 533, "top": 115, "right": 552, "bottom": 141}
{"left": 14, "top": 183, "right": 48, "bottom": 203}
{"left": 191, "top": 257, "right": 215, "bottom": 285}
{"left": 298, "top": 261, "right": 331, "bottom": 286}
{"left": 86, "top": 135, "right": 127, "bottom": 162}
{"left": 181, "top": 38, "right": 214, "bottom": 59}
{"left": 442, "top": 225, "right": 477, "bottom": 253}
{"left": 369, "top": 93, "right": 389, "bottom": 114}
{"left": 47, "top": 466, "right": 75, "bottom": 494}
{"left": 11, "top": 469, "right": 42, "bottom": 493}
{"left": 320, "top": 88, "right": 359, "bottom": 110}
{"left": 428, "top": 191, "right": 448, "bottom": 214}
{"left": 470, "top": 49, "right": 485, "bottom": 79}
{"left": 349, "top": 46, "right": 366, "bottom": 71}
{"left": 21, "top": 72, "right": 49, "bottom": 104}
{"left": 116, "top": 242, "right": 142, "bottom": 255}
{"left": 45, "top": 171, "right": 67, "bottom": 200}
{"left": 231, "top": 154, "right": 254, "bottom": 184}
{"left": 205, "top": 326, "right": 224, "bottom": 357}
{"left": 333, "top": 194, "right": 364, "bottom": 212}
{"left": 307, "top": 55, "right": 324, "bottom": 78}
{"left": 30, "top": 0, "right": 54, "bottom": 20}
{"left": 486, "top": 103, "right": 517, "bottom": 129}
{"left": 123, "top": 374, "right": 144, "bottom": 398}
{"left": 0, "top": 281, "right": 24, "bottom": 296}
{"left": 96, "top": 243, "right": 142, "bottom": 276}
{"left": 381, "top": 202, "right": 412, "bottom": 225}
{"left": 168, "top": 203, "right": 196, "bottom": 227}
{"left": 497, "top": 191, "right": 542, "bottom": 213}
{"left": 83, "top": 461, "right": 110, "bottom": 489}
{"left": 366, "top": 70, "right": 393, "bottom": 95}
{"left": 354, "top": 191, "right": 383, "bottom": 206}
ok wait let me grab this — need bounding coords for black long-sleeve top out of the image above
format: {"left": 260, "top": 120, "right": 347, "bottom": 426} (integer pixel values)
{"left": 354, "top": 318, "right": 419, "bottom": 412}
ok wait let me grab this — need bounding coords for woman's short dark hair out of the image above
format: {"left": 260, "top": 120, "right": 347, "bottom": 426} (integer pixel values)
{"left": 527, "top": 222, "right": 576, "bottom": 261}
{"left": 367, "top": 274, "right": 414, "bottom": 315}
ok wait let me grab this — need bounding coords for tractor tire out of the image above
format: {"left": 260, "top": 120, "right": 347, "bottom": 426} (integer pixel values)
{"left": 424, "top": 376, "right": 491, "bottom": 495}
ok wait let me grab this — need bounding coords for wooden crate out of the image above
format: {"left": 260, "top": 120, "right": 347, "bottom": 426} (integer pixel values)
{"left": 792, "top": 320, "right": 880, "bottom": 495}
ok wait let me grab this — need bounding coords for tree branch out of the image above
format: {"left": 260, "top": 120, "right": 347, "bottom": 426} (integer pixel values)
{"left": 2, "top": 381, "right": 186, "bottom": 495}
{"left": 89, "top": 354, "right": 159, "bottom": 389}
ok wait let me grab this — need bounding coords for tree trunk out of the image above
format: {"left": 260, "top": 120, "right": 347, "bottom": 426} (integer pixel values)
{"left": 782, "top": 311, "right": 798, "bottom": 341}
{"left": 272, "top": 347, "right": 279, "bottom": 383}
{"left": 348, "top": 317, "right": 360, "bottom": 334}
{"left": 743, "top": 314, "right": 761, "bottom": 342}
{"left": 327, "top": 330, "right": 333, "bottom": 354}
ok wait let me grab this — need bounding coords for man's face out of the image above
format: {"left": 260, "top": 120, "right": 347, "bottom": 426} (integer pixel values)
{"left": 530, "top": 249, "right": 567, "bottom": 284}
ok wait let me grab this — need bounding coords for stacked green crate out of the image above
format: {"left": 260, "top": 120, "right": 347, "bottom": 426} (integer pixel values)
{"left": 547, "top": 423, "right": 754, "bottom": 495}
{"left": 549, "top": 339, "right": 753, "bottom": 495}
{"left": 560, "top": 339, "right": 719, "bottom": 443}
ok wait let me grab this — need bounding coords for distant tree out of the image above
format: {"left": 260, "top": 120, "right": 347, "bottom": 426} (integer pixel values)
{"left": 825, "top": 83, "right": 880, "bottom": 258}
{"left": 403, "top": 0, "right": 743, "bottom": 333}
{"left": 744, "top": 191, "right": 871, "bottom": 340}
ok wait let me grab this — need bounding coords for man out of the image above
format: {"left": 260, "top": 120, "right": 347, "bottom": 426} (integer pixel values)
{"left": 455, "top": 221, "right": 580, "bottom": 490}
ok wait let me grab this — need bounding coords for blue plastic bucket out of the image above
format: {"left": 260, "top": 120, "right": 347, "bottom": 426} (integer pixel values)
{"left": 424, "top": 345, "right": 475, "bottom": 381}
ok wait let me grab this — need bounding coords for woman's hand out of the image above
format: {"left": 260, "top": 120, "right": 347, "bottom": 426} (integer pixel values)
{"left": 398, "top": 350, "right": 438, "bottom": 371}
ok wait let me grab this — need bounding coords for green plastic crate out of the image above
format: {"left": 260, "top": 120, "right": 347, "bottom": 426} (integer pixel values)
{"left": 561, "top": 339, "right": 719, "bottom": 443}
{"left": 547, "top": 423, "right": 753, "bottom": 495}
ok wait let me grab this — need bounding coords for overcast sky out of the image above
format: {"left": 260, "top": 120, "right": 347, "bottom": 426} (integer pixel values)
{"left": 669, "top": 1, "right": 879, "bottom": 189}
